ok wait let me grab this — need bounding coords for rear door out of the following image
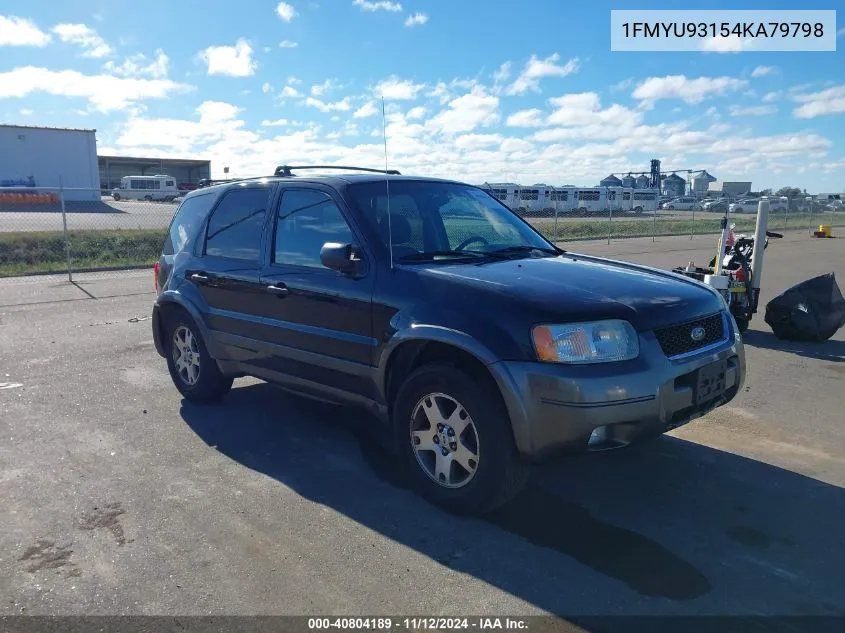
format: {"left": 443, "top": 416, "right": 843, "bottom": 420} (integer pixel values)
{"left": 253, "top": 186, "right": 377, "bottom": 400}
{"left": 185, "top": 185, "right": 275, "bottom": 364}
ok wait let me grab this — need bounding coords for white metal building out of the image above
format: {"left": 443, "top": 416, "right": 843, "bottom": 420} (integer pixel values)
{"left": 0, "top": 125, "right": 100, "bottom": 201}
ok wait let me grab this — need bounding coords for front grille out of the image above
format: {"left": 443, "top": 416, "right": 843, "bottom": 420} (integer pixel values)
{"left": 654, "top": 312, "right": 725, "bottom": 358}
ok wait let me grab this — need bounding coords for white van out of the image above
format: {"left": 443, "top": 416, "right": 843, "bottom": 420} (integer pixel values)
{"left": 661, "top": 196, "right": 699, "bottom": 211}
{"left": 112, "top": 175, "right": 180, "bottom": 202}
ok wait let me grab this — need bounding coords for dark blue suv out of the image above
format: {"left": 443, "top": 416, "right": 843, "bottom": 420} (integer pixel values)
{"left": 152, "top": 166, "right": 745, "bottom": 514}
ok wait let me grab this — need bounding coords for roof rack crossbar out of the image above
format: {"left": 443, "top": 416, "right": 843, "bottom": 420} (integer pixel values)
{"left": 274, "top": 165, "right": 401, "bottom": 177}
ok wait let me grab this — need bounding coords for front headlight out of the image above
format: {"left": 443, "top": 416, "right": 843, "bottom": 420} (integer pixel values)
{"left": 531, "top": 320, "right": 639, "bottom": 364}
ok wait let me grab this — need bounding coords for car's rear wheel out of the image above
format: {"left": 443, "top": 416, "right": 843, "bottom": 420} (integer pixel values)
{"left": 392, "top": 363, "right": 528, "bottom": 514}
{"left": 112, "top": 193, "right": 121, "bottom": 201}
{"left": 165, "top": 311, "right": 233, "bottom": 403}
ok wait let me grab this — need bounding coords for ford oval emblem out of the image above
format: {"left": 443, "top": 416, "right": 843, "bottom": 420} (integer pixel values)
{"left": 690, "top": 326, "right": 706, "bottom": 342}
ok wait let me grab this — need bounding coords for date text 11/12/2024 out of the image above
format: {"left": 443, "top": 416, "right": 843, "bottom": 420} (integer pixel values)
{"left": 307, "top": 618, "right": 529, "bottom": 630}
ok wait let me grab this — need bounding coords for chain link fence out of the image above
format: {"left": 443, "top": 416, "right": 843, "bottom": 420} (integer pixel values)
{"left": 0, "top": 186, "right": 173, "bottom": 279}
{"left": 1, "top": 185, "right": 843, "bottom": 279}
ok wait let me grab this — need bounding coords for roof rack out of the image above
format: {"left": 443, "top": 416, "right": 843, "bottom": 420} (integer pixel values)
{"left": 274, "top": 165, "right": 401, "bottom": 177}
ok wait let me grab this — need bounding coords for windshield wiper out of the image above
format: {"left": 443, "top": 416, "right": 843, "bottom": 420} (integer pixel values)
{"left": 395, "top": 249, "right": 490, "bottom": 262}
{"left": 486, "top": 245, "right": 562, "bottom": 257}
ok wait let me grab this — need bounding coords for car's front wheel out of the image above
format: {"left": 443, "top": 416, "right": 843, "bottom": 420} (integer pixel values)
{"left": 392, "top": 363, "right": 529, "bottom": 514}
{"left": 165, "top": 311, "right": 233, "bottom": 403}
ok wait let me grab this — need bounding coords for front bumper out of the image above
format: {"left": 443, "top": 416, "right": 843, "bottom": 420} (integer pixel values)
{"left": 489, "top": 315, "right": 746, "bottom": 461}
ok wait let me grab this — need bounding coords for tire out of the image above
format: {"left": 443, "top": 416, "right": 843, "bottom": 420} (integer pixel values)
{"left": 164, "top": 310, "right": 233, "bottom": 403}
{"left": 633, "top": 206, "right": 643, "bottom": 215}
{"left": 392, "top": 363, "right": 529, "bottom": 515}
{"left": 144, "top": 195, "right": 153, "bottom": 202}
{"left": 112, "top": 193, "right": 121, "bottom": 201}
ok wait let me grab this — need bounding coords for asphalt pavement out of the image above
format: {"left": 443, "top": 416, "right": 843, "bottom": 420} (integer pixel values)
{"left": 1, "top": 232, "right": 844, "bottom": 623}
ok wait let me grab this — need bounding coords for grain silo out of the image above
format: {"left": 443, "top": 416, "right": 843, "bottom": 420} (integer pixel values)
{"left": 663, "top": 173, "right": 686, "bottom": 198}
{"left": 621, "top": 173, "right": 636, "bottom": 188}
{"left": 635, "top": 174, "right": 651, "bottom": 189}
{"left": 600, "top": 174, "right": 623, "bottom": 187}
{"left": 691, "top": 170, "right": 716, "bottom": 194}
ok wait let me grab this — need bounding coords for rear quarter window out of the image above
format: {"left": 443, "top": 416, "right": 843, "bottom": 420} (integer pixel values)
{"left": 162, "top": 192, "right": 216, "bottom": 255}
{"left": 204, "top": 187, "right": 271, "bottom": 261}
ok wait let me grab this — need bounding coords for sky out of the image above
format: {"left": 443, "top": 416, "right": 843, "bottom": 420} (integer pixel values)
{"left": 1, "top": 0, "right": 844, "bottom": 192}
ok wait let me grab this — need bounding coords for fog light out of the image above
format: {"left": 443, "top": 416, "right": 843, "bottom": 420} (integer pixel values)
{"left": 588, "top": 425, "right": 609, "bottom": 447}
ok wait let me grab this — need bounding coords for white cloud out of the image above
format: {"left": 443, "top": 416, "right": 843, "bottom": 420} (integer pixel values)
{"left": 699, "top": 36, "right": 754, "bottom": 53}
{"left": 707, "top": 133, "right": 830, "bottom": 157}
{"left": 632, "top": 75, "right": 748, "bottom": 104}
{"left": 506, "top": 108, "right": 545, "bottom": 127}
{"left": 276, "top": 2, "right": 297, "bottom": 21}
{"left": 751, "top": 65, "right": 776, "bottom": 77}
{"left": 612, "top": 78, "right": 634, "bottom": 92}
{"left": 454, "top": 134, "right": 503, "bottom": 150}
{"left": 0, "top": 15, "right": 51, "bottom": 46}
{"left": 501, "top": 138, "right": 533, "bottom": 154}
{"left": 304, "top": 96, "right": 352, "bottom": 112}
{"left": 262, "top": 82, "right": 273, "bottom": 94}
{"left": 427, "top": 86, "right": 499, "bottom": 134}
{"left": 404, "top": 12, "right": 428, "bottom": 27}
{"left": 51, "top": 23, "right": 112, "bottom": 58}
{"left": 407, "top": 106, "right": 426, "bottom": 120}
{"left": 506, "top": 53, "right": 579, "bottom": 95}
{"left": 353, "top": 0, "right": 402, "bottom": 11}
{"left": 353, "top": 101, "right": 378, "bottom": 118}
{"left": 279, "top": 40, "right": 298, "bottom": 48}
{"left": 492, "top": 62, "right": 511, "bottom": 88}
{"left": 728, "top": 104, "right": 777, "bottom": 116}
{"left": 792, "top": 84, "right": 845, "bottom": 119}
{"left": 0, "top": 66, "right": 191, "bottom": 112}
{"left": 311, "top": 78, "right": 339, "bottom": 96}
{"left": 288, "top": 76, "right": 302, "bottom": 85}
{"left": 762, "top": 91, "right": 782, "bottom": 103}
{"left": 115, "top": 100, "right": 248, "bottom": 152}
{"left": 261, "top": 118, "right": 289, "bottom": 127}
{"left": 546, "top": 92, "right": 642, "bottom": 128}
{"left": 374, "top": 76, "right": 425, "bottom": 100}
{"left": 103, "top": 50, "right": 169, "bottom": 79}
{"left": 199, "top": 39, "right": 256, "bottom": 77}
{"left": 19, "top": 108, "right": 33, "bottom": 116}
{"left": 280, "top": 85, "right": 301, "bottom": 98}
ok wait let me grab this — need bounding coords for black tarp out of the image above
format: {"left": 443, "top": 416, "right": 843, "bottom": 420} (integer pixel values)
{"left": 764, "top": 273, "right": 845, "bottom": 342}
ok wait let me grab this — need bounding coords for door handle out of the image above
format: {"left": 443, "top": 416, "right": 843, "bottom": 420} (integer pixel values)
{"left": 266, "top": 284, "right": 289, "bottom": 297}
{"left": 190, "top": 272, "right": 210, "bottom": 283}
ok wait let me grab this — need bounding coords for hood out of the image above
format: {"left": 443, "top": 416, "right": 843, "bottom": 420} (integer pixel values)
{"left": 413, "top": 252, "right": 723, "bottom": 331}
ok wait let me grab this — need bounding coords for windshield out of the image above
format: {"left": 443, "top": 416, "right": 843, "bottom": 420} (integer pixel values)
{"left": 346, "top": 180, "right": 555, "bottom": 261}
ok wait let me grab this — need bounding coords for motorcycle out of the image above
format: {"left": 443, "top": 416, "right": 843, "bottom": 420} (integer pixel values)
{"left": 673, "top": 224, "right": 783, "bottom": 332}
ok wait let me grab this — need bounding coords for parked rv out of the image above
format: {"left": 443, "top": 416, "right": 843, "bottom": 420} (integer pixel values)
{"left": 112, "top": 175, "right": 180, "bottom": 202}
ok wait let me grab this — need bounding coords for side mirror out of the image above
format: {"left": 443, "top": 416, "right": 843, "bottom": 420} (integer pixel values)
{"left": 320, "top": 242, "right": 360, "bottom": 275}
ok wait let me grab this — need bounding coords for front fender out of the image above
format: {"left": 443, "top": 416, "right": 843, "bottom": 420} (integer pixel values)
{"left": 375, "top": 324, "right": 533, "bottom": 455}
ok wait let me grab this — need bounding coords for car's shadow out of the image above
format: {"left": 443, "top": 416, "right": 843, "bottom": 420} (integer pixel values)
{"left": 180, "top": 383, "right": 845, "bottom": 625}
{"left": 742, "top": 329, "right": 845, "bottom": 362}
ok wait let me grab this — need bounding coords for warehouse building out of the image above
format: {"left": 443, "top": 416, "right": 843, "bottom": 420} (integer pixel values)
{"left": 709, "top": 181, "right": 752, "bottom": 197}
{"left": 0, "top": 124, "right": 100, "bottom": 201}
{"left": 98, "top": 155, "right": 211, "bottom": 192}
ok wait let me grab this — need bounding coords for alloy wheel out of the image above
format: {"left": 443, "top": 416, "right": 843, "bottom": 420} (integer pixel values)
{"left": 172, "top": 325, "right": 201, "bottom": 386}
{"left": 410, "top": 393, "right": 480, "bottom": 489}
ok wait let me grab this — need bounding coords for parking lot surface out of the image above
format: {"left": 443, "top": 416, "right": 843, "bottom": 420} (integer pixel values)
{"left": 1, "top": 232, "right": 844, "bottom": 620}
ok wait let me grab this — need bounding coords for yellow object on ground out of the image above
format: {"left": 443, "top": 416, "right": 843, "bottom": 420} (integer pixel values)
{"left": 819, "top": 225, "right": 832, "bottom": 237}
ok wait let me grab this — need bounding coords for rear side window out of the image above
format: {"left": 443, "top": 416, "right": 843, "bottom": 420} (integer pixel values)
{"left": 273, "top": 189, "right": 355, "bottom": 267}
{"left": 204, "top": 187, "right": 271, "bottom": 261}
{"left": 163, "top": 193, "right": 215, "bottom": 255}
